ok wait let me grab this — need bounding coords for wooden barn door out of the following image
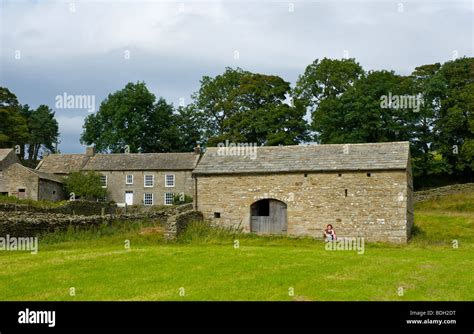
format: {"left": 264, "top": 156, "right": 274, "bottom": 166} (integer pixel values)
{"left": 250, "top": 199, "right": 287, "bottom": 234}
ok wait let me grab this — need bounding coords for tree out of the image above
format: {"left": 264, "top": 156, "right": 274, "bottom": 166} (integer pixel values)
{"left": 173, "top": 105, "right": 205, "bottom": 152}
{"left": 0, "top": 87, "right": 29, "bottom": 148}
{"left": 26, "top": 105, "right": 59, "bottom": 161}
{"left": 192, "top": 67, "right": 249, "bottom": 142}
{"left": 299, "top": 69, "right": 414, "bottom": 144}
{"left": 294, "top": 58, "right": 364, "bottom": 109}
{"left": 81, "top": 82, "right": 182, "bottom": 153}
{"left": 408, "top": 63, "right": 451, "bottom": 181}
{"left": 63, "top": 171, "right": 107, "bottom": 201}
{"left": 432, "top": 57, "right": 474, "bottom": 178}
{"left": 192, "top": 68, "right": 309, "bottom": 146}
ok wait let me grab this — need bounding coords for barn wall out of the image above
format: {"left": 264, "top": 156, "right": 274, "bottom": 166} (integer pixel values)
{"left": 3, "top": 164, "right": 39, "bottom": 200}
{"left": 38, "top": 179, "right": 65, "bottom": 202}
{"left": 195, "top": 170, "right": 411, "bottom": 243}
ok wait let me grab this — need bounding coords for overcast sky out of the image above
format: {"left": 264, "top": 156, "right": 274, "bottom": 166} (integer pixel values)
{"left": 0, "top": 0, "right": 472, "bottom": 153}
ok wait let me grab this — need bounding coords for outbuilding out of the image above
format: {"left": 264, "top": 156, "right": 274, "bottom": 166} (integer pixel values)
{"left": 192, "top": 142, "right": 414, "bottom": 243}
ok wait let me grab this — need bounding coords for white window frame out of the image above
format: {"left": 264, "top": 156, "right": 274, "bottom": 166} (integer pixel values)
{"left": 165, "top": 174, "right": 175, "bottom": 188}
{"left": 144, "top": 174, "right": 154, "bottom": 187}
{"left": 144, "top": 193, "right": 154, "bottom": 206}
{"left": 100, "top": 175, "right": 107, "bottom": 188}
{"left": 126, "top": 174, "right": 133, "bottom": 185}
{"left": 164, "top": 193, "right": 174, "bottom": 205}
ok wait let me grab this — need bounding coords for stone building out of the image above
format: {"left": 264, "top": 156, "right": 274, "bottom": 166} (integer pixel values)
{"left": 0, "top": 163, "right": 64, "bottom": 201}
{"left": 37, "top": 147, "right": 200, "bottom": 206}
{"left": 0, "top": 148, "right": 21, "bottom": 171}
{"left": 35, "top": 148, "right": 93, "bottom": 176}
{"left": 192, "top": 142, "right": 413, "bottom": 243}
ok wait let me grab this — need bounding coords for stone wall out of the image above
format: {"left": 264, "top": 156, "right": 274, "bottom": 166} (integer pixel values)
{"left": 195, "top": 170, "right": 412, "bottom": 243}
{"left": 0, "top": 201, "right": 117, "bottom": 216}
{"left": 38, "top": 179, "right": 65, "bottom": 202}
{"left": 99, "top": 170, "right": 194, "bottom": 205}
{"left": 0, "top": 203, "right": 196, "bottom": 237}
{"left": 414, "top": 183, "right": 474, "bottom": 202}
{"left": 2, "top": 163, "right": 39, "bottom": 200}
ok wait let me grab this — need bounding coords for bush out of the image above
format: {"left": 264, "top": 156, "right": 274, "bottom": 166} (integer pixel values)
{"left": 63, "top": 171, "right": 108, "bottom": 201}
{"left": 173, "top": 193, "right": 193, "bottom": 205}
{"left": 0, "top": 195, "right": 67, "bottom": 208}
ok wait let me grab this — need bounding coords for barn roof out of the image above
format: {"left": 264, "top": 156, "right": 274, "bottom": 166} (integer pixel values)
{"left": 10, "top": 163, "right": 64, "bottom": 183}
{"left": 36, "top": 154, "right": 90, "bottom": 174}
{"left": 82, "top": 153, "right": 200, "bottom": 171}
{"left": 192, "top": 142, "right": 410, "bottom": 175}
{"left": 0, "top": 148, "right": 14, "bottom": 161}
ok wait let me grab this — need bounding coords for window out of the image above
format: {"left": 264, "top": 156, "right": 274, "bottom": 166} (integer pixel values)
{"left": 338, "top": 173, "right": 342, "bottom": 177}
{"left": 164, "top": 193, "right": 174, "bottom": 205}
{"left": 367, "top": 173, "right": 371, "bottom": 177}
{"left": 18, "top": 188, "right": 26, "bottom": 193}
{"left": 214, "top": 212, "right": 221, "bottom": 218}
{"left": 144, "top": 193, "right": 153, "bottom": 205}
{"left": 100, "top": 175, "right": 107, "bottom": 188}
{"left": 345, "top": 189, "right": 348, "bottom": 197}
{"left": 144, "top": 174, "right": 154, "bottom": 187}
{"left": 126, "top": 174, "right": 133, "bottom": 184}
{"left": 165, "top": 174, "right": 175, "bottom": 187}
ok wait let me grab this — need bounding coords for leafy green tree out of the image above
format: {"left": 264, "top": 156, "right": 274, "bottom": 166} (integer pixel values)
{"left": 26, "top": 105, "right": 59, "bottom": 161}
{"left": 299, "top": 69, "right": 414, "bottom": 144}
{"left": 294, "top": 58, "right": 364, "bottom": 109}
{"left": 432, "top": 57, "right": 474, "bottom": 178}
{"left": 408, "top": 63, "right": 451, "bottom": 181}
{"left": 81, "top": 82, "right": 182, "bottom": 153}
{"left": 0, "top": 87, "right": 29, "bottom": 148}
{"left": 63, "top": 171, "right": 107, "bottom": 201}
{"left": 174, "top": 105, "right": 205, "bottom": 152}
{"left": 192, "top": 68, "right": 309, "bottom": 146}
{"left": 192, "top": 67, "right": 249, "bottom": 142}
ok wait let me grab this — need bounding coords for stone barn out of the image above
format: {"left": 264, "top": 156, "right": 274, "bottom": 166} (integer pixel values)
{"left": 192, "top": 142, "right": 413, "bottom": 243}
{"left": 1, "top": 163, "right": 64, "bottom": 201}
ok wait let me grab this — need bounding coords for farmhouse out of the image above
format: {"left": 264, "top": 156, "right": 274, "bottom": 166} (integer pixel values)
{"left": 192, "top": 142, "right": 414, "bottom": 243}
{"left": 37, "top": 147, "right": 200, "bottom": 206}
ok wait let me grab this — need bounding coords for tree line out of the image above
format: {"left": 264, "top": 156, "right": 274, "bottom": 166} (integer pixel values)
{"left": 1, "top": 56, "right": 472, "bottom": 187}
{"left": 0, "top": 87, "right": 59, "bottom": 167}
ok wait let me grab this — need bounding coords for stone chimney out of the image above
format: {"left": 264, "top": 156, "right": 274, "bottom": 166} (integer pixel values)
{"left": 85, "top": 146, "right": 96, "bottom": 157}
{"left": 194, "top": 144, "right": 201, "bottom": 155}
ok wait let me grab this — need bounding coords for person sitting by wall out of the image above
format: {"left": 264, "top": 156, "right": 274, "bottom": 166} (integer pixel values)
{"left": 323, "top": 224, "right": 337, "bottom": 242}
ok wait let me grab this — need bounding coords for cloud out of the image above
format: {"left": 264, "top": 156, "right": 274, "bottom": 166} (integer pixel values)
{"left": 1, "top": 1, "right": 472, "bottom": 153}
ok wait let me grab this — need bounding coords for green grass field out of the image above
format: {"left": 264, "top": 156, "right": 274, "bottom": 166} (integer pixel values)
{"left": 0, "top": 192, "right": 473, "bottom": 301}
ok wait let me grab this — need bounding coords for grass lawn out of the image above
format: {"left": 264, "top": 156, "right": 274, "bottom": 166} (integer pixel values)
{"left": 0, "top": 192, "right": 473, "bottom": 301}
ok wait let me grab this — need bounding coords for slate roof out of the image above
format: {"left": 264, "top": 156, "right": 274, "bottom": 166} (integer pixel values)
{"left": 192, "top": 142, "right": 410, "bottom": 175}
{"left": 26, "top": 166, "right": 64, "bottom": 183}
{"left": 82, "top": 153, "right": 200, "bottom": 171}
{"left": 0, "top": 148, "right": 14, "bottom": 161}
{"left": 36, "top": 154, "right": 90, "bottom": 174}
{"left": 12, "top": 163, "right": 64, "bottom": 183}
